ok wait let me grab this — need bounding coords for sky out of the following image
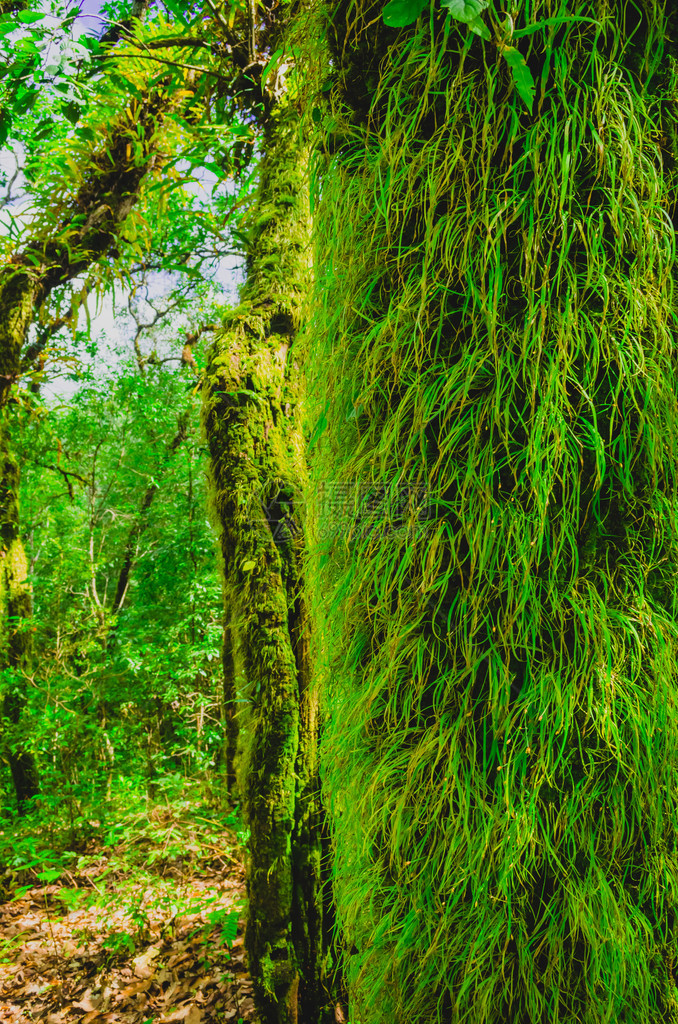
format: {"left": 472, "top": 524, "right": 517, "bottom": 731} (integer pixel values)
{"left": 40, "top": 0, "right": 106, "bottom": 39}
{"left": 70, "top": 0, "right": 107, "bottom": 37}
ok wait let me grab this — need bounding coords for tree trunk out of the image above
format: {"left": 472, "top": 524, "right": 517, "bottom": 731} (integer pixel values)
{"left": 203, "top": 98, "right": 326, "bottom": 1022}
{"left": 0, "top": 438, "right": 39, "bottom": 814}
{"left": 220, "top": 607, "right": 239, "bottom": 794}
{"left": 0, "top": 274, "right": 39, "bottom": 813}
{"left": 305, "top": 2, "right": 678, "bottom": 1023}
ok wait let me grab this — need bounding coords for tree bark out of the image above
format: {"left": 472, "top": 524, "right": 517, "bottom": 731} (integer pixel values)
{"left": 0, "top": 412, "right": 37, "bottom": 813}
{"left": 203, "top": 97, "right": 326, "bottom": 1022}
{"left": 0, "top": 271, "right": 38, "bottom": 811}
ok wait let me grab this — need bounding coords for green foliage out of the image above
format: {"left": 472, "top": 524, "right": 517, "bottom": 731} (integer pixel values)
{"left": 307, "top": 1, "right": 678, "bottom": 1022}
{"left": 381, "top": 0, "right": 540, "bottom": 109}
{"left": 439, "top": 0, "right": 487, "bottom": 22}
{"left": 501, "top": 43, "right": 535, "bottom": 109}
{"left": 0, "top": 0, "right": 92, "bottom": 146}
{"left": 382, "top": 0, "right": 428, "bottom": 29}
{"left": 0, "top": 0, "right": 258, "bottom": 328}
{"left": 0, "top": 775, "right": 243, "bottom": 884}
{"left": 0, "top": 783, "right": 246, "bottom": 1001}
{"left": 1, "top": 354, "right": 225, "bottom": 817}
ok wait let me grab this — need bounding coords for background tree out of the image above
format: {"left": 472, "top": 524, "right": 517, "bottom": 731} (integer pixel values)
{"left": 0, "top": 0, "right": 251, "bottom": 811}
{"left": 201, "top": 7, "right": 332, "bottom": 1020}
{"left": 2, "top": 3, "right": 334, "bottom": 1020}
{"left": 12, "top": 350, "right": 223, "bottom": 823}
{"left": 304, "top": 1, "right": 678, "bottom": 1022}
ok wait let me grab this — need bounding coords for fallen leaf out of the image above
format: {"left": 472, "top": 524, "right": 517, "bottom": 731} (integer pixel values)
{"left": 162, "top": 1004, "right": 203, "bottom": 1023}
{"left": 73, "top": 987, "right": 99, "bottom": 1011}
{"left": 118, "top": 977, "right": 152, "bottom": 1000}
{"left": 133, "top": 945, "right": 161, "bottom": 978}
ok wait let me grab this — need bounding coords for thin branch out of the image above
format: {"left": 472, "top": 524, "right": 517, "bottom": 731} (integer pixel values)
{"left": 33, "top": 463, "right": 91, "bottom": 500}
{"left": 119, "top": 50, "right": 235, "bottom": 83}
{"left": 34, "top": 462, "right": 90, "bottom": 486}
{"left": 138, "top": 36, "right": 214, "bottom": 51}
{"left": 0, "top": 163, "right": 20, "bottom": 210}
{"left": 128, "top": 283, "right": 193, "bottom": 374}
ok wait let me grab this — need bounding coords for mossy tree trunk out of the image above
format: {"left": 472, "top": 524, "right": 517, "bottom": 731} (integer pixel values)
{"left": 304, "top": 2, "right": 678, "bottom": 1023}
{"left": 203, "top": 97, "right": 327, "bottom": 1023}
{"left": 0, "top": 270, "right": 40, "bottom": 811}
{"left": 0, "top": 402, "right": 37, "bottom": 813}
{"left": 219, "top": 609, "right": 239, "bottom": 793}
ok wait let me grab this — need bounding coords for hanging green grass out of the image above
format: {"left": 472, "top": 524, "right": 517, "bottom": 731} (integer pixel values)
{"left": 303, "top": 0, "right": 678, "bottom": 1021}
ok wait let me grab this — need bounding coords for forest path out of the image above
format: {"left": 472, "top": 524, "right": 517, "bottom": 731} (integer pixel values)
{"left": 0, "top": 800, "right": 256, "bottom": 1023}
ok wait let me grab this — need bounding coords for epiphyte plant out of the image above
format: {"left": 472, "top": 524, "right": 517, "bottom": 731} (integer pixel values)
{"left": 381, "top": 0, "right": 600, "bottom": 112}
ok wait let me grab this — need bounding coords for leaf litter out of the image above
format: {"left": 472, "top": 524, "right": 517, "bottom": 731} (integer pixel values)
{"left": 0, "top": 801, "right": 257, "bottom": 1023}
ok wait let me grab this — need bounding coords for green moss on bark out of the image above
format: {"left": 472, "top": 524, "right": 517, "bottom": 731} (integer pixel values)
{"left": 203, "top": 97, "right": 325, "bottom": 1023}
{"left": 0, "top": 272, "right": 38, "bottom": 813}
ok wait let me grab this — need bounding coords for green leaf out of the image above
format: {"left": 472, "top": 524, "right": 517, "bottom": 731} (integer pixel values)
{"left": 37, "top": 868, "right": 62, "bottom": 882}
{"left": 467, "top": 15, "right": 490, "bottom": 39}
{"left": 261, "top": 47, "right": 284, "bottom": 91}
{"left": 503, "top": 46, "right": 536, "bottom": 111}
{"left": 17, "top": 10, "right": 45, "bottom": 23}
{"left": 242, "top": 560, "right": 256, "bottom": 572}
{"left": 382, "top": 0, "right": 428, "bottom": 28}
{"left": 11, "top": 885, "right": 33, "bottom": 902}
{"left": 218, "top": 911, "right": 239, "bottom": 947}
{"left": 308, "top": 407, "right": 328, "bottom": 450}
{"left": 439, "top": 0, "right": 488, "bottom": 23}
{"left": 511, "top": 14, "right": 601, "bottom": 38}
{"left": 61, "top": 102, "right": 82, "bottom": 125}
{"left": 162, "top": 0, "right": 189, "bottom": 26}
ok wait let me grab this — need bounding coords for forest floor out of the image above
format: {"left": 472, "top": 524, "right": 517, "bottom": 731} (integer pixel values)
{"left": 0, "top": 792, "right": 257, "bottom": 1024}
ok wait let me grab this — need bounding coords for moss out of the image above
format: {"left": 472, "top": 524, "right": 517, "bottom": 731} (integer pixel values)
{"left": 220, "top": 611, "right": 239, "bottom": 793}
{"left": 0, "top": 412, "right": 37, "bottom": 812}
{"left": 203, "top": 93, "right": 325, "bottom": 1023}
{"left": 0, "top": 270, "right": 34, "bottom": 407}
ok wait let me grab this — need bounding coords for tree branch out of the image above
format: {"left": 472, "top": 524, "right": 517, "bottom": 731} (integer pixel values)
{"left": 138, "top": 36, "right": 214, "bottom": 51}
{"left": 111, "top": 412, "right": 189, "bottom": 615}
{"left": 34, "top": 462, "right": 91, "bottom": 500}
{"left": 123, "top": 51, "right": 235, "bottom": 83}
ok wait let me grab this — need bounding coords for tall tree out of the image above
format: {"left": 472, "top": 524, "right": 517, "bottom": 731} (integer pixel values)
{"left": 305, "top": 1, "right": 678, "bottom": 1022}
{"left": 202, "top": 14, "right": 329, "bottom": 1022}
